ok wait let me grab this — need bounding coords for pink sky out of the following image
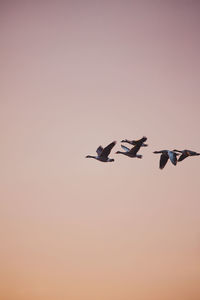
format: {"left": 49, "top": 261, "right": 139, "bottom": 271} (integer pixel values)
{"left": 1, "top": 1, "right": 200, "bottom": 299}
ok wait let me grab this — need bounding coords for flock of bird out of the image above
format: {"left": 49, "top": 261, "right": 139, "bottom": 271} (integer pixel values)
{"left": 86, "top": 136, "right": 200, "bottom": 169}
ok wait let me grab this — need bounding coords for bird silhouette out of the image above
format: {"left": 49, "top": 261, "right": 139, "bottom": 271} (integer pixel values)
{"left": 173, "top": 149, "right": 200, "bottom": 162}
{"left": 153, "top": 150, "right": 179, "bottom": 169}
{"left": 86, "top": 141, "right": 116, "bottom": 162}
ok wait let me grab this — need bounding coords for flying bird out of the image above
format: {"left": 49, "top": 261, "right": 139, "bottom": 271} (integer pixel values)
{"left": 153, "top": 150, "right": 179, "bottom": 169}
{"left": 115, "top": 143, "right": 143, "bottom": 158}
{"left": 173, "top": 149, "right": 200, "bottom": 162}
{"left": 86, "top": 141, "right": 116, "bottom": 162}
{"left": 121, "top": 136, "right": 148, "bottom": 147}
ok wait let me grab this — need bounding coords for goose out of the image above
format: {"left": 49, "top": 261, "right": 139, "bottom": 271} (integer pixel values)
{"left": 173, "top": 149, "right": 200, "bottom": 162}
{"left": 115, "top": 143, "right": 143, "bottom": 158}
{"left": 153, "top": 150, "right": 179, "bottom": 169}
{"left": 86, "top": 141, "right": 116, "bottom": 162}
{"left": 121, "top": 136, "right": 148, "bottom": 147}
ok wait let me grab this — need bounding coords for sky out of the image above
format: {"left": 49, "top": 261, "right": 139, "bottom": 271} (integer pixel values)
{"left": 1, "top": 1, "right": 200, "bottom": 299}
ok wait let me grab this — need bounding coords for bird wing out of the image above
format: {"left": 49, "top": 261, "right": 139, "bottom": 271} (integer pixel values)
{"left": 96, "top": 146, "right": 103, "bottom": 156}
{"left": 173, "top": 149, "right": 182, "bottom": 153}
{"left": 127, "top": 136, "right": 147, "bottom": 146}
{"left": 135, "top": 136, "right": 147, "bottom": 145}
{"left": 100, "top": 141, "right": 116, "bottom": 158}
{"left": 121, "top": 145, "right": 130, "bottom": 152}
{"left": 121, "top": 139, "right": 134, "bottom": 145}
{"left": 129, "top": 137, "right": 147, "bottom": 154}
{"left": 129, "top": 144, "right": 141, "bottom": 155}
{"left": 178, "top": 153, "right": 188, "bottom": 162}
{"left": 160, "top": 153, "right": 169, "bottom": 169}
{"left": 168, "top": 151, "right": 177, "bottom": 165}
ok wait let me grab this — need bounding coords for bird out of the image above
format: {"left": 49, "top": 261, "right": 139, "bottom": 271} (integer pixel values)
{"left": 85, "top": 141, "right": 116, "bottom": 162}
{"left": 173, "top": 149, "right": 200, "bottom": 162}
{"left": 121, "top": 136, "right": 148, "bottom": 147}
{"left": 115, "top": 143, "right": 143, "bottom": 158}
{"left": 153, "top": 150, "right": 179, "bottom": 169}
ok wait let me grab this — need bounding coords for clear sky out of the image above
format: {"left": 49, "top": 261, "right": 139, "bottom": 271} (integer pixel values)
{"left": 1, "top": 1, "right": 200, "bottom": 299}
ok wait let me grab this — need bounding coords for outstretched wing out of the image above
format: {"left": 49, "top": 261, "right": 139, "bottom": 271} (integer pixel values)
{"left": 129, "top": 144, "right": 141, "bottom": 155}
{"left": 178, "top": 153, "right": 187, "bottom": 162}
{"left": 122, "top": 136, "right": 147, "bottom": 146}
{"left": 135, "top": 136, "right": 147, "bottom": 145}
{"left": 129, "top": 137, "right": 147, "bottom": 155}
{"left": 100, "top": 141, "right": 116, "bottom": 158}
{"left": 168, "top": 151, "right": 177, "bottom": 165}
{"left": 96, "top": 146, "right": 103, "bottom": 156}
{"left": 121, "top": 145, "right": 130, "bottom": 152}
{"left": 160, "top": 153, "right": 169, "bottom": 169}
{"left": 121, "top": 139, "right": 134, "bottom": 145}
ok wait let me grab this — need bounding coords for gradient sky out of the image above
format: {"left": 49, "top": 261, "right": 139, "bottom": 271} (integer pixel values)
{"left": 1, "top": 1, "right": 200, "bottom": 299}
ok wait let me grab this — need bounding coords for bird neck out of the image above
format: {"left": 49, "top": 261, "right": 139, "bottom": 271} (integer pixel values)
{"left": 116, "top": 151, "right": 126, "bottom": 155}
{"left": 86, "top": 155, "right": 97, "bottom": 159}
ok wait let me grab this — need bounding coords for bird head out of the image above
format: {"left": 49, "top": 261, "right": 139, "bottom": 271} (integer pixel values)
{"left": 108, "top": 158, "right": 114, "bottom": 162}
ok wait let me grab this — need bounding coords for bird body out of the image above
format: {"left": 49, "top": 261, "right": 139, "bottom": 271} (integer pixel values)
{"left": 153, "top": 150, "right": 179, "bottom": 169}
{"left": 173, "top": 149, "right": 200, "bottom": 162}
{"left": 85, "top": 155, "right": 114, "bottom": 162}
{"left": 86, "top": 141, "right": 116, "bottom": 162}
